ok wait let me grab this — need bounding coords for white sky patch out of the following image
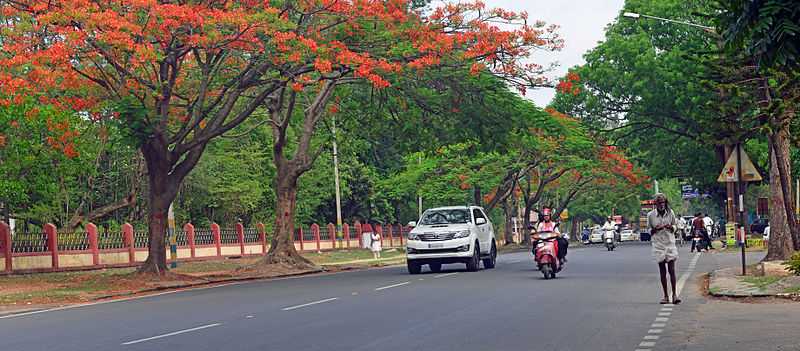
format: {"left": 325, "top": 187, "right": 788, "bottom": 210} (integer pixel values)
{"left": 483, "top": 0, "right": 626, "bottom": 107}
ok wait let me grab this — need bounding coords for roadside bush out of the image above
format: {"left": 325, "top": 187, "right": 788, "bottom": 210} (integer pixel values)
{"left": 785, "top": 252, "right": 800, "bottom": 275}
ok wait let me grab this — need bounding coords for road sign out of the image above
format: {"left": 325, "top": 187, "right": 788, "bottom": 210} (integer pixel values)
{"left": 560, "top": 209, "right": 569, "bottom": 220}
{"left": 717, "top": 145, "right": 762, "bottom": 182}
{"left": 681, "top": 184, "right": 699, "bottom": 199}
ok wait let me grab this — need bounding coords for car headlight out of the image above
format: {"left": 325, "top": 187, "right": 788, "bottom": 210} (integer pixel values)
{"left": 408, "top": 232, "right": 420, "bottom": 240}
{"left": 453, "top": 230, "right": 471, "bottom": 238}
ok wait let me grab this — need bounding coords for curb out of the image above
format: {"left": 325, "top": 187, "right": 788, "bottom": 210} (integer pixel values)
{"left": 707, "top": 270, "right": 800, "bottom": 300}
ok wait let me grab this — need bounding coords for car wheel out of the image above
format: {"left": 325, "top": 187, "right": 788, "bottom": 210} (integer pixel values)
{"left": 407, "top": 260, "right": 422, "bottom": 274}
{"left": 429, "top": 262, "right": 442, "bottom": 273}
{"left": 482, "top": 240, "right": 497, "bottom": 269}
{"left": 466, "top": 242, "right": 480, "bottom": 272}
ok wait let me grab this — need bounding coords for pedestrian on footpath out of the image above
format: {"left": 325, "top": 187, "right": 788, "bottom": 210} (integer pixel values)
{"left": 647, "top": 193, "right": 681, "bottom": 305}
{"left": 370, "top": 231, "right": 382, "bottom": 259}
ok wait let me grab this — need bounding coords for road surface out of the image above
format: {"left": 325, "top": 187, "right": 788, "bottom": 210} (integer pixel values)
{"left": 2, "top": 242, "right": 798, "bottom": 351}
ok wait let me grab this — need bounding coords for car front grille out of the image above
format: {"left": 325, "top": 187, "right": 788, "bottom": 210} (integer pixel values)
{"left": 419, "top": 232, "right": 456, "bottom": 241}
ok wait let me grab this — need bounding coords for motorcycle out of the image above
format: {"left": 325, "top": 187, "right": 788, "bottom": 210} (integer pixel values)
{"left": 533, "top": 231, "right": 562, "bottom": 279}
{"left": 605, "top": 236, "right": 615, "bottom": 251}
{"left": 604, "top": 230, "right": 615, "bottom": 251}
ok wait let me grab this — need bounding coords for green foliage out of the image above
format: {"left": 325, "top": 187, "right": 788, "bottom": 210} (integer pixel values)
{"left": 719, "top": 0, "right": 800, "bottom": 70}
{"left": 785, "top": 251, "right": 800, "bottom": 276}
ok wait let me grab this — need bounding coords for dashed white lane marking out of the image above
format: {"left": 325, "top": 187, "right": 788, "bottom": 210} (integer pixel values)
{"left": 245, "top": 315, "right": 254, "bottom": 319}
{"left": 633, "top": 252, "right": 701, "bottom": 351}
{"left": 375, "top": 281, "right": 411, "bottom": 291}
{"left": 434, "top": 272, "right": 458, "bottom": 278}
{"left": 121, "top": 323, "right": 221, "bottom": 345}
{"left": 281, "top": 297, "right": 338, "bottom": 311}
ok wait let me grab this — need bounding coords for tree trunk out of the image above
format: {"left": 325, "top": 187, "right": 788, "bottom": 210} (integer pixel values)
{"left": 137, "top": 139, "right": 189, "bottom": 274}
{"left": 570, "top": 217, "right": 580, "bottom": 241}
{"left": 769, "top": 130, "right": 800, "bottom": 250}
{"left": 522, "top": 200, "right": 533, "bottom": 245}
{"left": 766, "top": 120, "right": 798, "bottom": 257}
{"left": 765, "top": 134, "right": 795, "bottom": 260}
{"left": 137, "top": 161, "right": 178, "bottom": 274}
{"left": 502, "top": 199, "right": 515, "bottom": 245}
{"left": 473, "top": 186, "right": 482, "bottom": 207}
{"left": 263, "top": 171, "right": 315, "bottom": 268}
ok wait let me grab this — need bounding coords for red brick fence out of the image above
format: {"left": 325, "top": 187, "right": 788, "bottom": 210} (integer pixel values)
{"left": 0, "top": 221, "right": 408, "bottom": 274}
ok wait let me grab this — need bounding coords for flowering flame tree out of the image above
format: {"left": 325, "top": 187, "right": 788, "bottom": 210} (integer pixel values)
{"left": 0, "top": 0, "right": 562, "bottom": 271}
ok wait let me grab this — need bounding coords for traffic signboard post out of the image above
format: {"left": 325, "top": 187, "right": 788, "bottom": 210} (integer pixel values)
{"left": 717, "top": 144, "right": 762, "bottom": 275}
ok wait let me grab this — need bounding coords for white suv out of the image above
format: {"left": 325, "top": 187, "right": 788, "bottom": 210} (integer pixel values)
{"left": 405, "top": 206, "right": 497, "bottom": 274}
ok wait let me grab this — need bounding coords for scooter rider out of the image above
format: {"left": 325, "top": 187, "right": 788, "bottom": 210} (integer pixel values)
{"left": 602, "top": 216, "right": 616, "bottom": 243}
{"left": 533, "top": 208, "right": 568, "bottom": 264}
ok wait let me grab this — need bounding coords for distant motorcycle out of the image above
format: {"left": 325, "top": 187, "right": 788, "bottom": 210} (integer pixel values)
{"left": 604, "top": 229, "right": 616, "bottom": 251}
{"left": 533, "top": 231, "right": 562, "bottom": 279}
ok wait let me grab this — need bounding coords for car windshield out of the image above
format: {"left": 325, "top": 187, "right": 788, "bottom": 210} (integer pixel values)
{"left": 419, "top": 209, "right": 471, "bottom": 225}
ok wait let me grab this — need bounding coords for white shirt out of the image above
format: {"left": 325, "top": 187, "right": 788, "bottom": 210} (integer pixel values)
{"left": 763, "top": 226, "right": 770, "bottom": 240}
{"left": 703, "top": 216, "right": 713, "bottom": 228}
{"left": 602, "top": 221, "right": 615, "bottom": 238}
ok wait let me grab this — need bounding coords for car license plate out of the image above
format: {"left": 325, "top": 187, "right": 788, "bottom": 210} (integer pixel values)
{"left": 429, "top": 243, "right": 444, "bottom": 249}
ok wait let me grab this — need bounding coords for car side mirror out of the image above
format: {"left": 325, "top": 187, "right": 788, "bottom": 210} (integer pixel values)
{"left": 408, "top": 221, "right": 417, "bottom": 227}
{"left": 475, "top": 218, "right": 487, "bottom": 225}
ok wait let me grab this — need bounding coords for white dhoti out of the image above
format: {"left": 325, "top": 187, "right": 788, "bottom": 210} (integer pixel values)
{"left": 651, "top": 230, "right": 678, "bottom": 263}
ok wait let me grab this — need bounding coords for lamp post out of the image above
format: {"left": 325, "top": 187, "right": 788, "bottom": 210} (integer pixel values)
{"left": 332, "top": 115, "right": 344, "bottom": 248}
{"left": 622, "top": 12, "right": 715, "bottom": 32}
{"left": 624, "top": 11, "right": 750, "bottom": 273}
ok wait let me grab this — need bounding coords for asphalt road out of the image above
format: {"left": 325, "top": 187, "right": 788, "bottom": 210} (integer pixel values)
{"left": 1, "top": 242, "right": 796, "bottom": 351}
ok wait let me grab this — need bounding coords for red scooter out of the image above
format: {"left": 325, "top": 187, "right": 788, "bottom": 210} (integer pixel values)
{"left": 533, "top": 231, "right": 562, "bottom": 279}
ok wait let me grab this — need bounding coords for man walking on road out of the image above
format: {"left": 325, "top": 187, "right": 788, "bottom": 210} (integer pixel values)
{"left": 647, "top": 193, "right": 680, "bottom": 305}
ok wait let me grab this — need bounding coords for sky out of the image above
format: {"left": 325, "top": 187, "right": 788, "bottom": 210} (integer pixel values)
{"left": 486, "top": 0, "right": 627, "bottom": 107}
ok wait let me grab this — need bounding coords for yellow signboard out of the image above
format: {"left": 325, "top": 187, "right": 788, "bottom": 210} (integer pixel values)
{"left": 717, "top": 145, "right": 762, "bottom": 182}
{"left": 560, "top": 209, "right": 569, "bottom": 220}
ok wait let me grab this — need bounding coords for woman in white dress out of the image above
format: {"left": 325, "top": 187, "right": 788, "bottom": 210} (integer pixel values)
{"left": 370, "top": 231, "right": 382, "bottom": 259}
{"left": 647, "top": 193, "right": 681, "bottom": 305}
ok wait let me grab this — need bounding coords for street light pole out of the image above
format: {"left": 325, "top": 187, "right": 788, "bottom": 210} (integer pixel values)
{"left": 332, "top": 115, "right": 344, "bottom": 248}
{"left": 623, "top": 12, "right": 715, "bottom": 32}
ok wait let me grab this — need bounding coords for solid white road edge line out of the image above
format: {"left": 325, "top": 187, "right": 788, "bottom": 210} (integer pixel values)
{"left": 121, "top": 323, "right": 221, "bottom": 345}
{"left": 375, "top": 281, "right": 410, "bottom": 291}
{"left": 676, "top": 252, "right": 701, "bottom": 297}
{"left": 281, "top": 297, "right": 339, "bottom": 311}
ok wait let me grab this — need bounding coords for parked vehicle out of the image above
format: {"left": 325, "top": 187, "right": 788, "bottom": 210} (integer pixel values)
{"left": 533, "top": 231, "right": 562, "bottom": 279}
{"left": 620, "top": 229, "right": 636, "bottom": 242}
{"left": 405, "top": 206, "right": 497, "bottom": 274}
{"left": 590, "top": 226, "right": 604, "bottom": 244}
{"left": 750, "top": 218, "right": 769, "bottom": 235}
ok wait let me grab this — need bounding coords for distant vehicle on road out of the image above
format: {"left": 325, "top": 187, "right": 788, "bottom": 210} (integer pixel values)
{"left": 620, "top": 229, "right": 636, "bottom": 242}
{"left": 405, "top": 206, "right": 497, "bottom": 274}
{"left": 750, "top": 218, "right": 769, "bottom": 235}
{"left": 590, "top": 226, "right": 604, "bottom": 244}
